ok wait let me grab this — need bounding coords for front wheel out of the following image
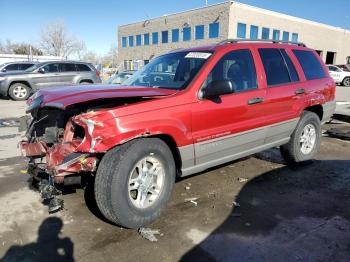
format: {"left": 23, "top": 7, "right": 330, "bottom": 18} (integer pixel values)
{"left": 280, "top": 111, "right": 321, "bottom": 164}
{"left": 8, "top": 83, "right": 31, "bottom": 101}
{"left": 94, "top": 138, "right": 175, "bottom": 228}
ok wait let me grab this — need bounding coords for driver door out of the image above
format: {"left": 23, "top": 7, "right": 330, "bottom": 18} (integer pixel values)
{"left": 31, "top": 63, "right": 60, "bottom": 89}
{"left": 191, "top": 48, "right": 268, "bottom": 166}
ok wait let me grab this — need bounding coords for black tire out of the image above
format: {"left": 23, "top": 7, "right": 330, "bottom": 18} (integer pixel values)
{"left": 8, "top": 83, "right": 31, "bottom": 101}
{"left": 94, "top": 138, "right": 176, "bottom": 228}
{"left": 342, "top": 77, "right": 350, "bottom": 87}
{"left": 280, "top": 111, "right": 321, "bottom": 165}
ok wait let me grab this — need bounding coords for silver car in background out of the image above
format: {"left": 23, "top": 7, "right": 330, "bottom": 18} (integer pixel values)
{"left": 0, "top": 61, "right": 102, "bottom": 100}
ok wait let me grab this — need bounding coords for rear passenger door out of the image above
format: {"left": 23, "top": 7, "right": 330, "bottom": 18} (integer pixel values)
{"left": 191, "top": 48, "right": 268, "bottom": 166}
{"left": 258, "top": 48, "right": 304, "bottom": 144}
{"left": 58, "top": 63, "right": 77, "bottom": 85}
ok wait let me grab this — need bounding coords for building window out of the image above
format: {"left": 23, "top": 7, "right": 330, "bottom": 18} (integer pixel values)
{"left": 195, "top": 25, "right": 204, "bottom": 40}
{"left": 237, "top": 23, "right": 246, "bottom": 38}
{"left": 282, "top": 31, "right": 289, "bottom": 42}
{"left": 209, "top": 22, "right": 219, "bottom": 38}
{"left": 128, "top": 36, "right": 134, "bottom": 47}
{"left": 291, "top": 33, "right": 298, "bottom": 43}
{"left": 136, "top": 35, "right": 141, "bottom": 46}
{"left": 152, "top": 32, "right": 158, "bottom": 44}
{"left": 172, "top": 29, "right": 179, "bottom": 42}
{"left": 162, "top": 30, "right": 168, "bottom": 44}
{"left": 144, "top": 33, "right": 150, "bottom": 46}
{"left": 272, "top": 29, "right": 280, "bottom": 41}
{"left": 250, "top": 25, "right": 258, "bottom": 39}
{"left": 122, "top": 37, "right": 127, "bottom": 48}
{"left": 262, "top": 27, "right": 270, "bottom": 40}
{"left": 183, "top": 27, "right": 191, "bottom": 41}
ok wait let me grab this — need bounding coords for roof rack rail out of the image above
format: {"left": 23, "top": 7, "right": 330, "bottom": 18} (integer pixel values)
{"left": 218, "top": 39, "right": 307, "bottom": 47}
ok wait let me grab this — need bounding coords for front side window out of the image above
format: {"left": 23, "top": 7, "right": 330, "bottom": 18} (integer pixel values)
{"left": 237, "top": 23, "right": 246, "bottom": 39}
{"left": 172, "top": 29, "right": 179, "bottom": 42}
{"left": 209, "top": 22, "right": 219, "bottom": 38}
{"left": 42, "top": 63, "right": 59, "bottom": 73}
{"left": 136, "top": 35, "right": 142, "bottom": 46}
{"left": 258, "top": 48, "right": 292, "bottom": 86}
{"left": 262, "top": 27, "right": 270, "bottom": 40}
{"left": 250, "top": 25, "right": 259, "bottom": 39}
{"left": 195, "top": 25, "right": 204, "bottom": 40}
{"left": 144, "top": 33, "right": 150, "bottom": 45}
{"left": 162, "top": 31, "right": 168, "bottom": 44}
{"left": 122, "top": 37, "right": 127, "bottom": 48}
{"left": 183, "top": 27, "right": 191, "bottom": 41}
{"left": 292, "top": 50, "right": 326, "bottom": 80}
{"left": 272, "top": 29, "right": 280, "bottom": 41}
{"left": 203, "top": 49, "right": 257, "bottom": 92}
{"left": 282, "top": 31, "right": 289, "bottom": 42}
{"left": 327, "top": 66, "right": 340, "bottom": 72}
{"left": 152, "top": 32, "right": 158, "bottom": 44}
{"left": 123, "top": 51, "right": 211, "bottom": 90}
{"left": 128, "top": 36, "right": 134, "bottom": 47}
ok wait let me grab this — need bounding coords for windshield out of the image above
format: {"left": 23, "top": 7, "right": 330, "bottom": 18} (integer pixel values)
{"left": 123, "top": 51, "right": 212, "bottom": 89}
{"left": 25, "top": 62, "right": 46, "bottom": 72}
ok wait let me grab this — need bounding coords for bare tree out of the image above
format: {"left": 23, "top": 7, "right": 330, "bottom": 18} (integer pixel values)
{"left": 0, "top": 39, "right": 42, "bottom": 55}
{"left": 39, "top": 20, "right": 85, "bottom": 58}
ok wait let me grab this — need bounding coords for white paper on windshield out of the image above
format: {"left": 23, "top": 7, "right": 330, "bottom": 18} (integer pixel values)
{"left": 185, "top": 52, "right": 212, "bottom": 59}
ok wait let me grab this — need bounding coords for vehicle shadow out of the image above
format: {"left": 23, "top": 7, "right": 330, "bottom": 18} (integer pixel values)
{"left": 0, "top": 217, "right": 74, "bottom": 262}
{"left": 180, "top": 159, "right": 350, "bottom": 261}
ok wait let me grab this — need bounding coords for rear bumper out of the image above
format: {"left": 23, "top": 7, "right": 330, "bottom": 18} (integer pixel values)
{"left": 322, "top": 100, "right": 336, "bottom": 123}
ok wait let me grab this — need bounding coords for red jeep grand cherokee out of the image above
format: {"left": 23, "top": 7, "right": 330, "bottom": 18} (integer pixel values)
{"left": 21, "top": 39, "right": 335, "bottom": 228}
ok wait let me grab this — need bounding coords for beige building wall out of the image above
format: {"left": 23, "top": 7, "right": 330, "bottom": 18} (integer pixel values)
{"left": 229, "top": 2, "right": 350, "bottom": 64}
{"left": 118, "top": 2, "right": 231, "bottom": 69}
{"left": 117, "top": 1, "right": 350, "bottom": 70}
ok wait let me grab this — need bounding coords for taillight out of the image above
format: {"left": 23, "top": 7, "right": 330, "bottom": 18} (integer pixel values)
{"left": 96, "top": 70, "right": 100, "bottom": 77}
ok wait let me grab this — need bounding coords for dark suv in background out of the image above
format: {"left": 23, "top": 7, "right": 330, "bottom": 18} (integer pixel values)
{"left": 0, "top": 61, "right": 38, "bottom": 73}
{"left": 0, "top": 61, "right": 101, "bottom": 100}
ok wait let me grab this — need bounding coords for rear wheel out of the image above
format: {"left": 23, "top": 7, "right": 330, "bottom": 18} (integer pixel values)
{"left": 8, "top": 83, "right": 30, "bottom": 101}
{"left": 280, "top": 111, "right": 321, "bottom": 164}
{"left": 342, "top": 77, "right": 350, "bottom": 87}
{"left": 94, "top": 138, "right": 175, "bottom": 228}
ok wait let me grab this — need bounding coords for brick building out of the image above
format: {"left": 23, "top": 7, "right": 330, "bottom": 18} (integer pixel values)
{"left": 117, "top": 1, "right": 350, "bottom": 70}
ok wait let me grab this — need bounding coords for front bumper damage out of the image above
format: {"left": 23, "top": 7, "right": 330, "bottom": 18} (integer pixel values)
{"left": 20, "top": 117, "right": 99, "bottom": 213}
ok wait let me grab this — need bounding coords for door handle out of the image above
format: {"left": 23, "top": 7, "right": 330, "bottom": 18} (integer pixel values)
{"left": 295, "top": 88, "right": 305, "bottom": 95}
{"left": 248, "top": 97, "right": 264, "bottom": 105}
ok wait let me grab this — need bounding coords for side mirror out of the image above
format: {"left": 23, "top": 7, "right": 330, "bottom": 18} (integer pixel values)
{"left": 38, "top": 68, "right": 45, "bottom": 74}
{"left": 1, "top": 68, "right": 6, "bottom": 72}
{"left": 202, "top": 80, "right": 233, "bottom": 99}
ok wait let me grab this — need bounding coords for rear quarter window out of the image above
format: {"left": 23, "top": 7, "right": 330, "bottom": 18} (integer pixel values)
{"left": 292, "top": 50, "right": 326, "bottom": 80}
{"left": 76, "top": 64, "right": 92, "bottom": 72}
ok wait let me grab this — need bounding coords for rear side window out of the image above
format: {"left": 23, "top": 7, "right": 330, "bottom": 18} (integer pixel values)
{"left": 60, "top": 63, "right": 76, "bottom": 72}
{"left": 205, "top": 49, "right": 257, "bottom": 92}
{"left": 280, "top": 49, "right": 299, "bottom": 82}
{"left": 258, "top": 48, "right": 291, "bottom": 86}
{"left": 19, "top": 64, "right": 34, "bottom": 70}
{"left": 76, "top": 64, "right": 92, "bottom": 72}
{"left": 292, "top": 50, "right": 326, "bottom": 80}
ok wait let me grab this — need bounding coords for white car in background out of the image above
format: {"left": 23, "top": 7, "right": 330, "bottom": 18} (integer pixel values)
{"left": 326, "top": 64, "right": 350, "bottom": 87}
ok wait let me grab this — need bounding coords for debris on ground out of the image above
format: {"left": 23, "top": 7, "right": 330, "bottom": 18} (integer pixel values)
{"left": 0, "top": 119, "right": 19, "bottom": 128}
{"left": 184, "top": 197, "right": 200, "bottom": 206}
{"left": 232, "top": 201, "right": 240, "bottom": 207}
{"left": 184, "top": 182, "right": 191, "bottom": 190}
{"left": 238, "top": 177, "right": 248, "bottom": 183}
{"left": 138, "top": 227, "right": 162, "bottom": 242}
{"left": 326, "top": 128, "right": 350, "bottom": 140}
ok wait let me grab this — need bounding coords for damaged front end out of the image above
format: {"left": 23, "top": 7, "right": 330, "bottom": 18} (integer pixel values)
{"left": 20, "top": 95, "right": 147, "bottom": 212}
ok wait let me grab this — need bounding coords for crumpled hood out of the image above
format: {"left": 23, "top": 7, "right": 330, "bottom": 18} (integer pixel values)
{"left": 32, "top": 84, "right": 178, "bottom": 109}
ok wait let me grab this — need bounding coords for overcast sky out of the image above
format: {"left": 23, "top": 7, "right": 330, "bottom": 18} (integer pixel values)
{"left": 1, "top": 0, "right": 349, "bottom": 54}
